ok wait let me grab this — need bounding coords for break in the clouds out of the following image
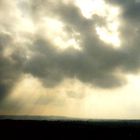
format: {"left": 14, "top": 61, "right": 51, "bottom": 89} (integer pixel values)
{"left": 0, "top": 0, "right": 140, "bottom": 118}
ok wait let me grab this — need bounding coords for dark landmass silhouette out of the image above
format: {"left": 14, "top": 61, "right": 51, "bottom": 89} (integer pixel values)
{"left": 0, "top": 115, "right": 140, "bottom": 138}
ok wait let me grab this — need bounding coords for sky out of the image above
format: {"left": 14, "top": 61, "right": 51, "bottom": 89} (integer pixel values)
{"left": 0, "top": 0, "right": 140, "bottom": 119}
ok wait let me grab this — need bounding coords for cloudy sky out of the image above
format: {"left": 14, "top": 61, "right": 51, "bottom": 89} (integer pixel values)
{"left": 0, "top": 0, "right": 140, "bottom": 119}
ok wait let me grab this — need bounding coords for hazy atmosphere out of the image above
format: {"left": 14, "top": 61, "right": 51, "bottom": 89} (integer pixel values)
{"left": 0, "top": 0, "right": 140, "bottom": 119}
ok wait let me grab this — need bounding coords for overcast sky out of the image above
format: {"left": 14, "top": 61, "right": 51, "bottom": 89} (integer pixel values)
{"left": 0, "top": 0, "right": 140, "bottom": 119}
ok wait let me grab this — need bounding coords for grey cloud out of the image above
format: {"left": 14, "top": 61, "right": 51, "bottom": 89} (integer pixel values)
{"left": 0, "top": 33, "right": 26, "bottom": 102}
{"left": 108, "top": 0, "right": 140, "bottom": 23}
{"left": 1, "top": 0, "right": 140, "bottom": 105}
{"left": 25, "top": 36, "right": 126, "bottom": 89}
{"left": 27, "top": 1, "right": 140, "bottom": 88}
{"left": 112, "top": 1, "right": 140, "bottom": 72}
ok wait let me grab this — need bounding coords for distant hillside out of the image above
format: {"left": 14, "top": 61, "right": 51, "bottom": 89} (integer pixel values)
{"left": 0, "top": 115, "right": 82, "bottom": 121}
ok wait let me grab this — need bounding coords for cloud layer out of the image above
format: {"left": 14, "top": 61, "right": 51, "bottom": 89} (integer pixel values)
{"left": 0, "top": 0, "right": 140, "bottom": 106}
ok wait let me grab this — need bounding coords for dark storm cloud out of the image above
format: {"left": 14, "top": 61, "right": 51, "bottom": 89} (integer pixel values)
{"left": 26, "top": 0, "right": 140, "bottom": 88}
{"left": 0, "top": 33, "right": 26, "bottom": 101}
{"left": 109, "top": 0, "right": 140, "bottom": 22}
{"left": 24, "top": 2, "right": 126, "bottom": 89}
{"left": 1, "top": 0, "right": 140, "bottom": 103}
{"left": 25, "top": 37, "right": 125, "bottom": 89}
{"left": 109, "top": 0, "right": 140, "bottom": 72}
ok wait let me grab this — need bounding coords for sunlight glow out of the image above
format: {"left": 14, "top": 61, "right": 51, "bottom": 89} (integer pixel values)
{"left": 75, "top": 0, "right": 121, "bottom": 48}
{"left": 39, "top": 17, "right": 81, "bottom": 51}
{"left": 5, "top": 74, "right": 140, "bottom": 119}
{"left": 95, "top": 25, "right": 121, "bottom": 47}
